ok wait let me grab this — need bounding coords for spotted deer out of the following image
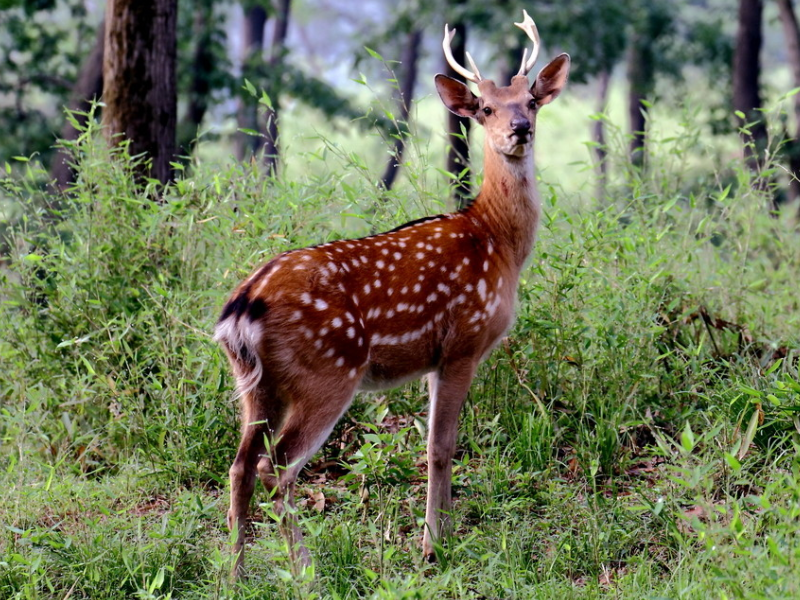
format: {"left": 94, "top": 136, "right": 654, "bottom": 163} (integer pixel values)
{"left": 215, "top": 10, "right": 570, "bottom": 576}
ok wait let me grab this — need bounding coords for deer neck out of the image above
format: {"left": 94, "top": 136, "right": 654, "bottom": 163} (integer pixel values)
{"left": 467, "top": 144, "right": 541, "bottom": 271}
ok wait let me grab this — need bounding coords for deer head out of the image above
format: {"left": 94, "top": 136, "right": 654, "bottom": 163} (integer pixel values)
{"left": 436, "top": 10, "right": 570, "bottom": 159}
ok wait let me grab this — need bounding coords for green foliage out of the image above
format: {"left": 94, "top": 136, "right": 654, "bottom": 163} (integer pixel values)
{"left": 1, "top": 94, "right": 800, "bottom": 598}
{"left": 0, "top": 0, "right": 96, "bottom": 164}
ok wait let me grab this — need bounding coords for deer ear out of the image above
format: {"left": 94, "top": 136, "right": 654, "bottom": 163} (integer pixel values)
{"left": 531, "top": 53, "right": 570, "bottom": 107}
{"left": 435, "top": 74, "right": 480, "bottom": 119}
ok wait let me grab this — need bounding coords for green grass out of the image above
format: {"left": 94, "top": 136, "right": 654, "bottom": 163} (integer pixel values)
{"left": 1, "top": 92, "right": 800, "bottom": 599}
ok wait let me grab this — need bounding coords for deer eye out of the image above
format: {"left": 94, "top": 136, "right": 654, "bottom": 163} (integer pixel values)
{"left": 482, "top": 107, "right": 493, "bottom": 116}
{"left": 528, "top": 99, "right": 537, "bottom": 110}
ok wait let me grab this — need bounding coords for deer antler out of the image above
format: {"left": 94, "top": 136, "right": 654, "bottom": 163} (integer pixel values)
{"left": 515, "top": 10, "right": 540, "bottom": 77}
{"left": 442, "top": 24, "right": 482, "bottom": 83}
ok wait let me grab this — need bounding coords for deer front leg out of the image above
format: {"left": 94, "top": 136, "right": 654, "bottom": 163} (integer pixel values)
{"left": 422, "top": 359, "right": 478, "bottom": 562}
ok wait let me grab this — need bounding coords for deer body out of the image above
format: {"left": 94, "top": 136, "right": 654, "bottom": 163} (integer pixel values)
{"left": 215, "top": 11, "right": 569, "bottom": 576}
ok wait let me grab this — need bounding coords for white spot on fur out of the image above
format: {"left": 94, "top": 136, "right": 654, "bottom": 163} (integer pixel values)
{"left": 331, "top": 317, "right": 343, "bottom": 328}
{"left": 301, "top": 292, "right": 312, "bottom": 304}
{"left": 393, "top": 252, "right": 402, "bottom": 260}
{"left": 364, "top": 283, "right": 371, "bottom": 295}
{"left": 335, "top": 357, "right": 345, "bottom": 367}
{"left": 477, "top": 279, "right": 487, "bottom": 302}
{"left": 314, "top": 298, "right": 329, "bottom": 310}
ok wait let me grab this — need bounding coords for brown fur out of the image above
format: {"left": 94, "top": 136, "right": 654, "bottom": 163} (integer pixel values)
{"left": 215, "top": 39, "right": 570, "bottom": 578}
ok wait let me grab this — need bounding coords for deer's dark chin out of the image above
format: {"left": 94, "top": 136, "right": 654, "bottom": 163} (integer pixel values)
{"left": 502, "top": 142, "right": 530, "bottom": 158}
{"left": 490, "top": 138, "right": 529, "bottom": 158}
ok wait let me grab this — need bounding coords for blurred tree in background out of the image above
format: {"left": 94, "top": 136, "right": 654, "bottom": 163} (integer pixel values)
{"left": 0, "top": 0, "right": 96, "bottom": 166}
{"left": 102, "top": 0, "right": 178, "bottom": 186}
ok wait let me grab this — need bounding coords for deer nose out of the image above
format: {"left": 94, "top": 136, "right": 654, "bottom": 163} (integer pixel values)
{"left": 511, "top": 118, "right": 531, "bottom": 137}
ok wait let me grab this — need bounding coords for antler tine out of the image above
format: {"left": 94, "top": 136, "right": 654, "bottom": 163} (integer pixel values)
{"left": 514, "top": 9, "right": 540, "bottom": 77}
{"left": 443, "top": 24, "right": 482, "bottom": 83}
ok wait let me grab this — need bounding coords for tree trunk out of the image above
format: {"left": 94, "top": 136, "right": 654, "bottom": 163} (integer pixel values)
{"left": 103, "top": 0, "right": 177, "bottom": 186}
{"left": 593, "top": 69, "right": 611, "bottom": 200}
{"left": 235, "top": 5, "right": 267, "bottom": 161}
{"left": 444, "top": 18, "right": 471, "bottom": 208}
{"left": 380, "top": 28, "right": 422, "bottom": 191}
{"left": 777, "top": 0, "right": 800, "bottom": 206}
{"left": 50, "top": 21, "right": 105, "bottom": 192}
{"left": 733, "top": 0, "right": 767, "bottom": 178}
{"left": 627, "top": 31, "right": 651, "bottom": 167}
{"left": 177, "top": 9, "right": 215, "bottom": 155}
{"left": 263, "top": 0, "right": 291, "bottom": 177}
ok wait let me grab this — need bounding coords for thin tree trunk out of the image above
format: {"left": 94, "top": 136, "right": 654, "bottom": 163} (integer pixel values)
{"left": 263, "top": 0, "right": 291, "bottom": 177}
{"left": 593, "top": 69, "right": 611, "bottom": 200}
{"left": 178, "top": 9, "right": 215, "bottom": 155}
{"left": 777, "top": 0, "right": 800, "bottom": 207}
{"left": 627, "top": 32, "right": 650, "bottom": 167}
{"left": 380, "top": 28, "right": 422, "bottom": 191}
{"left": 103, "top": 0, "right": 177, "bottom": 186}
{"left": 445, "top": 17, "right": 471, "bottom": 208}
{"left": 733, "top": 0, "right": 767, "bottom": 180}
{"left": 50, "top": 21, "right": 105, "bottom": 192}
{"left": 235, "top": 5, "right": 267, "bottom": 161}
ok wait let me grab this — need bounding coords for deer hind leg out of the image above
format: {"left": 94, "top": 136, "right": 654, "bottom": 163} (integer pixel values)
{"left": 258, "top": 380, "right": 359, "bottom": 573}
{"left": 422, "top": 358, "right": 479, "bottom": 562}
{"left": 228, "top": 383, "right": 287, "bottom": 579}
